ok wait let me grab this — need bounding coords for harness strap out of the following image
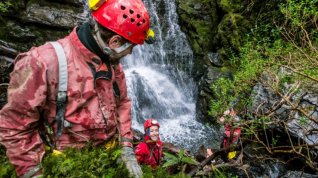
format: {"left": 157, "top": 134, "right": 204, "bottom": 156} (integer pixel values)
{"left": 50, "top": 42, "right": 71, "bottom": 137}
{"left": 146, "top": 142, "right": 160, "bottom": 166}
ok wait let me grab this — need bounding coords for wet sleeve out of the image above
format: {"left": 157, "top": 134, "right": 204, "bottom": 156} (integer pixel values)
{"left": 0, "top": 52, "right": 47, "bottom": 176}
{"left": 134, "top": 143, "right": 147, "bottom": 164}
{"left": 114, "top": 64, "right": 133, "bottom": 147}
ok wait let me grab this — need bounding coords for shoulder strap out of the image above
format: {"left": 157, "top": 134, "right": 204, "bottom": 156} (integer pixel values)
{"left": 50, "top": 42, "right": 71, "bottom": 137}
{"left": 50, "top": 42, "right": 68, "bottom": 92}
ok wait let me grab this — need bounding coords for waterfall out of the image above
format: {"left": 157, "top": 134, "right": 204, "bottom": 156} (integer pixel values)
{"left": 122, "top": 0, "right": 218, "bottom": 151}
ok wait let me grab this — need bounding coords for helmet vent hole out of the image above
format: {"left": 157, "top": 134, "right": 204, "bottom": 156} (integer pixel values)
{"left": 137, "top": 14, "right": 141, "bottom": 18}
{"left": 142, "top": 19, "right": 146, "bottom": 23}
{"left": 123, "top": 14, "right": 128, "bottom": 19}
{"left": 130, "top": 18, "right": 135, "bottom": 23}
{"left": 121, "top": 6, "right": 126, "bottom": 10}
{"left": 129, "top": 9, "right": 134, "bottom": 14}
{"left": 137, "top": 22, "right": 142, "bottom": 26}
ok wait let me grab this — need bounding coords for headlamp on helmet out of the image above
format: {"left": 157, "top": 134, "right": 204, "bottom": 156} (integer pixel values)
{"left": 144, "top": 118, "right": 160, "bottom": 132}
{"left": 88, "top": 0, "right": 106, "bottom": 10}
{"left": 145, "top": 29, "right": 156, "bottom": 44}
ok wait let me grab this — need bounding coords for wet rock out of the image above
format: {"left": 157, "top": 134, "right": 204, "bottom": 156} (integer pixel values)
{"left": 207, "top": 52, "right": 223, "bottom": 67}
{"left": 196, "top": 66, "right": 233, "bottom": 122}
{"left": 281, "top": 171, "right": 318, "bottom": 178}
{"left": 193, "top": 3, "right": 202, "bottom": 10}
{"left": 20, "top": 3, "right": 83, "bottom": 29}
{"left": 175, "top": 0, "right": 218, "bottom": 56}
{"left": 249, "top": 70, "right": 318, "bottom": 147}
{"left": 0, "top": 60, "right": 11, "bottom": 109}
{"left": 0, "top": 40, "right": 18, "bottom": 57}
{"left": 195, "top": 145, "right": 208, "bottom": 162}
{"left": 54, "top": 0, "right": 83, "bottom": 7}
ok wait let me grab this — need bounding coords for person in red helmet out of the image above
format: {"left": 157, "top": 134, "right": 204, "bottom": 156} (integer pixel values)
{"left": 0, "top": 0, "right": 154, "bottom": 177}
{"left": 135, "top": 119, "right": 163, "bottom": 168}
{"left": 218, "top": 108, "right": 241, "bottom": 161}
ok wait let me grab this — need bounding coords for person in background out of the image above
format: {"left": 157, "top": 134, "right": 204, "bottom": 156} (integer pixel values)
{"left": 135, "top": 118, "right": 163, "bottom": 168}
{"left": 218, "top": 108, "right": 241, "bottom": 162}
{"left": 0, "top": 0, "right": 155, "bottom": 177}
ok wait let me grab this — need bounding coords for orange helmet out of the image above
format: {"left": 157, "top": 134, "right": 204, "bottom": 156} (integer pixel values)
{"left": 91, "top": 0, "right": 150, "bottom": 44}
{"left": 144, "top": 118, "right": 160, "bottom": 132}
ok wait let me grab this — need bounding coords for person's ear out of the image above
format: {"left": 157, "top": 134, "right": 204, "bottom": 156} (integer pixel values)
{"left": 108, "top": 35, "right": 123, "bottom": 49}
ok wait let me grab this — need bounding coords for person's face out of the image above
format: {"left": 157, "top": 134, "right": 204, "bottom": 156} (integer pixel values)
{"left": 148, "top": 126, "right": 159, "bottom": 141}
{"left": 102, "top": 32, "right": 136, "bottom": 64}
{"left": 108, "top": 44, "right": 135, "bottom": 64}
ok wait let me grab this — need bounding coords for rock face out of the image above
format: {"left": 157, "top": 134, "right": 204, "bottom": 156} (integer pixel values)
{"left": 250, "top": 70, "right": 318, "bottom": 147}
{"left": 0, "top": 0, "right": 86, "bottom": 108}
{"left": 175, "top": 0, "right": 251, "bottom": 122}
{"left": 0, "top": 0, "right": 85, "bottom": 52}
{"left": 281, "top": 171, "right": 318, "bottom": 178}
{"left": 197, "top": 67, "right": 233, "bottom": 122}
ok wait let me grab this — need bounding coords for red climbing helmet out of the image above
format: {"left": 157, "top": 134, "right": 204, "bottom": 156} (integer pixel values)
{"left": 91, "top": 0, "right": 150, "bottom": 44}
{"left": 144, "top": 118, "right": 160, "bottom": 131}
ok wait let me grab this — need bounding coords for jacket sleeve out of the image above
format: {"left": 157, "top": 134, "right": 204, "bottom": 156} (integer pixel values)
{"left": 0, "top": 51, "right": 47, "bottom": 176}
{"left": 134, "top": 142, "right": 147, "bottom": 164}
{"left": 114, "top": 64, "right": 133, "bottom": 147}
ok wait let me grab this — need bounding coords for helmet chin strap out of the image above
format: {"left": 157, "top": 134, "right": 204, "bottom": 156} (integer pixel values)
{"left": 94, "top": 23, "right": 133, "bottom": 56}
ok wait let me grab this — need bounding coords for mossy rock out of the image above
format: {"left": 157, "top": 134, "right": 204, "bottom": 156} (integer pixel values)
{"left": 27, "top": 0, "right": 81, "bottom": 9}
{"left": 217, "top": 0, "right": 246, "bottom": 13}
{"left": 0, "top": 19, "right": 68, "bottom": 52}
{"left": 0, "top": 0, "right": 26, "bottom": 16}
{"left": 215, "top": 12, "right": 250, "bottom": 60}
{"left": 176, "top": 0, "right": 218, "bottom": 56}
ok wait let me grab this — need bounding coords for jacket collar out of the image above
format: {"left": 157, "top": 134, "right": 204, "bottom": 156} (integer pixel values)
{"left": 69, "top": 23, "right": 113, "bottom": 66}
{"left": 144, "top": 135, "right": 162, "bottom": 147}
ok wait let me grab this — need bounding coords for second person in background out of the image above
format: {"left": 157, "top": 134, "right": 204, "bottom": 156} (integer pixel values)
{"left": 135, "top": 118, "right": 163, "bottom": 168}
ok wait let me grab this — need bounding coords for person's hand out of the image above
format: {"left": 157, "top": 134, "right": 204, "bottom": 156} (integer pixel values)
{"left": 21, "top": 165, "right": 42, "bottom": 178}
{"left": 121, "top": 147, "right": 143, "bottom": 178}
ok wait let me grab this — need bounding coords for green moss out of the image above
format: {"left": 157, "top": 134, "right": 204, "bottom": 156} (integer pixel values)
{"left": 0, "top": 0, "right": 12, "bottom": 13}
{"left": 142, "top": 166, "right": 189, "bottom": 178}
{"left": 215, "top": 13, "right": 250, "bottom": 60}
{"left": 219, "top": 0, "right": 245, "bottom": 13}
{"left": 176, "top": 0, "right": 218, "bottom": 56}
{"left": 190, "top": 36, "right": 203, "bottom": 54}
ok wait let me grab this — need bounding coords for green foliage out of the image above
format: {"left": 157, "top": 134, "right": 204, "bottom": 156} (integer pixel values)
{"left": 212, "top": 166, "right": 227, "bottom": 178}
{"left": 0, "top": 1, "right": 12, "bottom": 13}
{"left": 271, "top": 135, "right": 280, "bottom": 147}
{"left": 217, "top": 12, "right": 250, "bottom": 60}
{"left": 209, "top": 0, "right": 318, "bottom": 119}
{"left": 219, "top": 0, "right": 244, "bottom": 13}
{"left": 280, "top": 0, "right": 318, "bottom": 28}
{"left": 0, "top": 145, "right": 17, "bottom": 178}
{"left": 208, "top": 77, "right": 236, "bottom": 117}
{"left": 209, "top": 38, "right": 270, "bottom": 116}
{"left": 0, "top": 144, "right": 193, "bottom": 178}
{"left": 279, "top": 0, "right": 318, "bottom": 48}
{"left": 141, "top": 166, "right": 188, "bottom": 178}
{"left": 162, "top": 150, "right": 198, "bottom": 170}
{"left": 42, "top": 145, "right": 129, "bottom": 178}
{"left": 298, "top": 116, "right": 309, "bottom": 126}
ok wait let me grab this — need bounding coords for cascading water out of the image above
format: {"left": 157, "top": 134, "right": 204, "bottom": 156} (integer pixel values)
{"left": 122, "top": 0, "right": 218, "bottom": 151}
